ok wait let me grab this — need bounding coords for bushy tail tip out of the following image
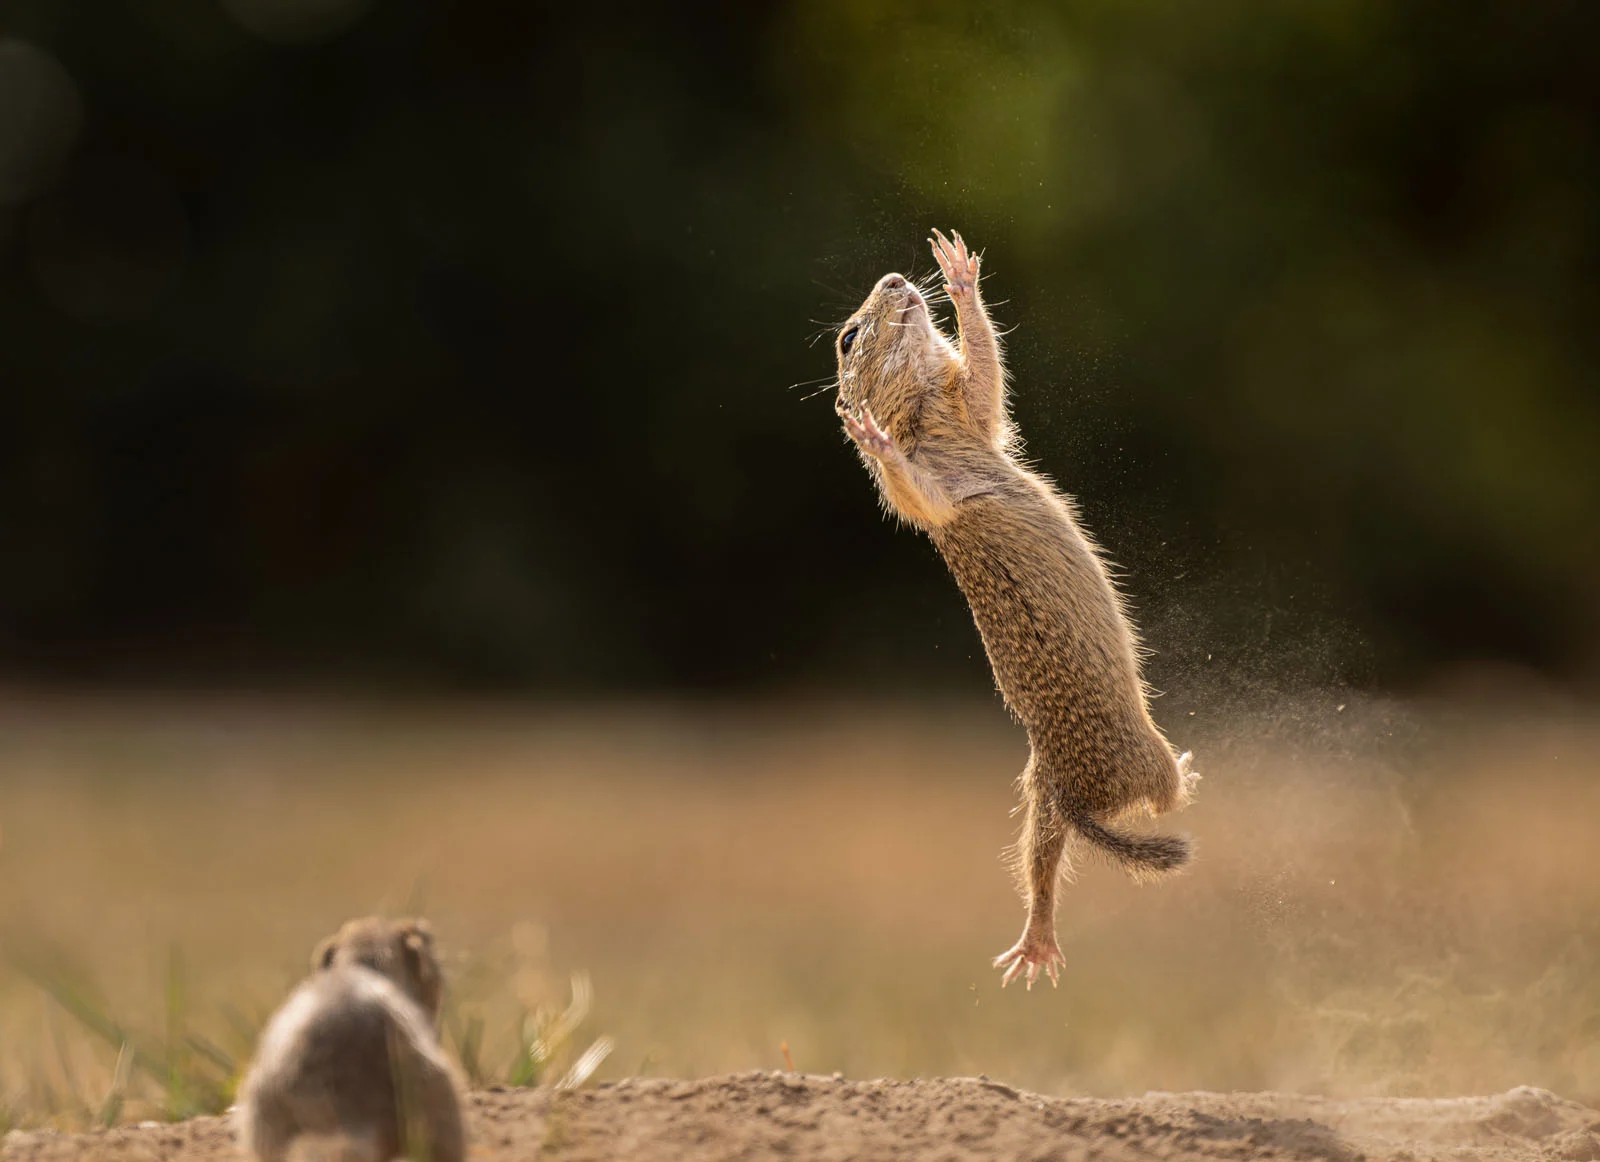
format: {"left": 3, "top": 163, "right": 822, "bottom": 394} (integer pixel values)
{"left": 1070, "top": 813, "right": 1192, "bottom": 878}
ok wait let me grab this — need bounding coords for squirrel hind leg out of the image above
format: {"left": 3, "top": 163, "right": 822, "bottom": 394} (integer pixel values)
{"left": 1128, "top": 747, "right": 1199, "bottom": 819}
{"left": 993, "top": 783, "right": 1071, "bottom": 989}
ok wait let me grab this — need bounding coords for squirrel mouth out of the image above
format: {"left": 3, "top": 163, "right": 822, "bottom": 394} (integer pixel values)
{"left": 900, "top": 288, "right": 925, "bottom": 314}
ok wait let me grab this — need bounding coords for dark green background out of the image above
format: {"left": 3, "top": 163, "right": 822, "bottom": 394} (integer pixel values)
{"left": 1, "top": 0, "right": 1596, "bottom": 694}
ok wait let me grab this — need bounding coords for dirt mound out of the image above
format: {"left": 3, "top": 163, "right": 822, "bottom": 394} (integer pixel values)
{"left": 5, "top": 1076, "right": 1597, "bottom": 1161}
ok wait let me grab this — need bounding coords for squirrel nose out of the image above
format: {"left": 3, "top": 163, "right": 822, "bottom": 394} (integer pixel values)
{"left": 881, "top": 274, "right": 907, "bottom": 290}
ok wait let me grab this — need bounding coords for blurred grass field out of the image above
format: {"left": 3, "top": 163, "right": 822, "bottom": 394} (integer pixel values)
{"left": 1, "top": 690, "right": 1598, "bottom": 1129}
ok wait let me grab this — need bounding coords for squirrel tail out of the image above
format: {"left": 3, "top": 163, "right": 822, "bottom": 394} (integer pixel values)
{"left": 1068, "top": 812, "right": 1192, "bottom": 880}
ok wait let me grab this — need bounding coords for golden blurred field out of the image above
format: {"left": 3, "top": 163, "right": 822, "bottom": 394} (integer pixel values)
{"left": 1, "top": 690, "right": 1597, "bottom": 1128}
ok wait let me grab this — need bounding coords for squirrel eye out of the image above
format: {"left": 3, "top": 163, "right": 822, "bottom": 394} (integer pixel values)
{"left": 840, "top": 326, "right": 860, "bottom": 356}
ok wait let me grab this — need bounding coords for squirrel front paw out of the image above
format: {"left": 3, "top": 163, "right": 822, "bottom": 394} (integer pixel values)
{"left": 837, "top": 400, "right": 898, "bottom": 460}
{"left": 930, "top": 228, "right": 979, "bottom": 300}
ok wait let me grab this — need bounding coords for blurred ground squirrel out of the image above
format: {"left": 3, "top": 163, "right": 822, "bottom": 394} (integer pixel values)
{"left": 235, "top": 916, "right": 467, "bottom": 1162}
{"left": 833, "top": 229, "right": 1198, "bottom": 989}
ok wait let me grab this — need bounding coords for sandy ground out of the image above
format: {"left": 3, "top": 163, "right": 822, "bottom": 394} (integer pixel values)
{"left": 4, "top": 1075, "right": 1599, "bottom": 1162}
{"left": 3, "top": 697, "right": 1599, "bottom": 1138}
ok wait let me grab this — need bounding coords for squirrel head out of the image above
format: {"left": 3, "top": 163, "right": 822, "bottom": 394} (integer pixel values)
{"left": 834, "top": 271, "right": 959, "bottom": 439}
{"left": 312, "top": 915, "right": 444, "bottom": 1020}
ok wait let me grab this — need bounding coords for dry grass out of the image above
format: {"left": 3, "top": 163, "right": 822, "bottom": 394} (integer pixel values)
{"left": 1, "top": 690, "right": 1597, "bottom": 1129}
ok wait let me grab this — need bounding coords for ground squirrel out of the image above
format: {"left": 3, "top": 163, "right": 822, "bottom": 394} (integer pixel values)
{"left": 833, "top": 229, "right": 1197, "bottom": 989}
{"left": 235, "top": 917, "right": 467, "bottom": 1162}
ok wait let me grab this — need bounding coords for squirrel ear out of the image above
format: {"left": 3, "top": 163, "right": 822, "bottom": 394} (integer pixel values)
{"left": 312, "top": 935, "right": 338, "bottom": 971}
{"left": 399, "top": 919, "right": 433, "bottom": 951}
{"left": 397, "top": 920, "right": 443, "bottom": 1017}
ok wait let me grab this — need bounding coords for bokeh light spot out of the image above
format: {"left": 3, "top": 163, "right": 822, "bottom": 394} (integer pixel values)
{"left": 219, "top": 0, "right": 378, "bottom": 46}
{"left": 0, "top": 39, "right": 84, "bottom": 206}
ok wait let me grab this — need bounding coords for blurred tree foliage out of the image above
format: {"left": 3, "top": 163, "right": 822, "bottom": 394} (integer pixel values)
{"left": 0, "top": 0, "right": 1595, "bottom": 693}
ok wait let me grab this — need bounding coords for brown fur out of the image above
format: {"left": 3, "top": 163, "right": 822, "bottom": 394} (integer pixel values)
{"left": 833, "top": 230, "right": 1198, "bottom": 988}
{"left": 234, "top": 917, "right": 467, "bottom": 1162}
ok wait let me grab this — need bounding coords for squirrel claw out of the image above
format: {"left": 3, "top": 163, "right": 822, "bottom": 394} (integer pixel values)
{"left": 930, "top": 227, "right": 979, "bottom": 298}
{"left": 993, "top": 932, "right": 1064, "bottom": 990}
